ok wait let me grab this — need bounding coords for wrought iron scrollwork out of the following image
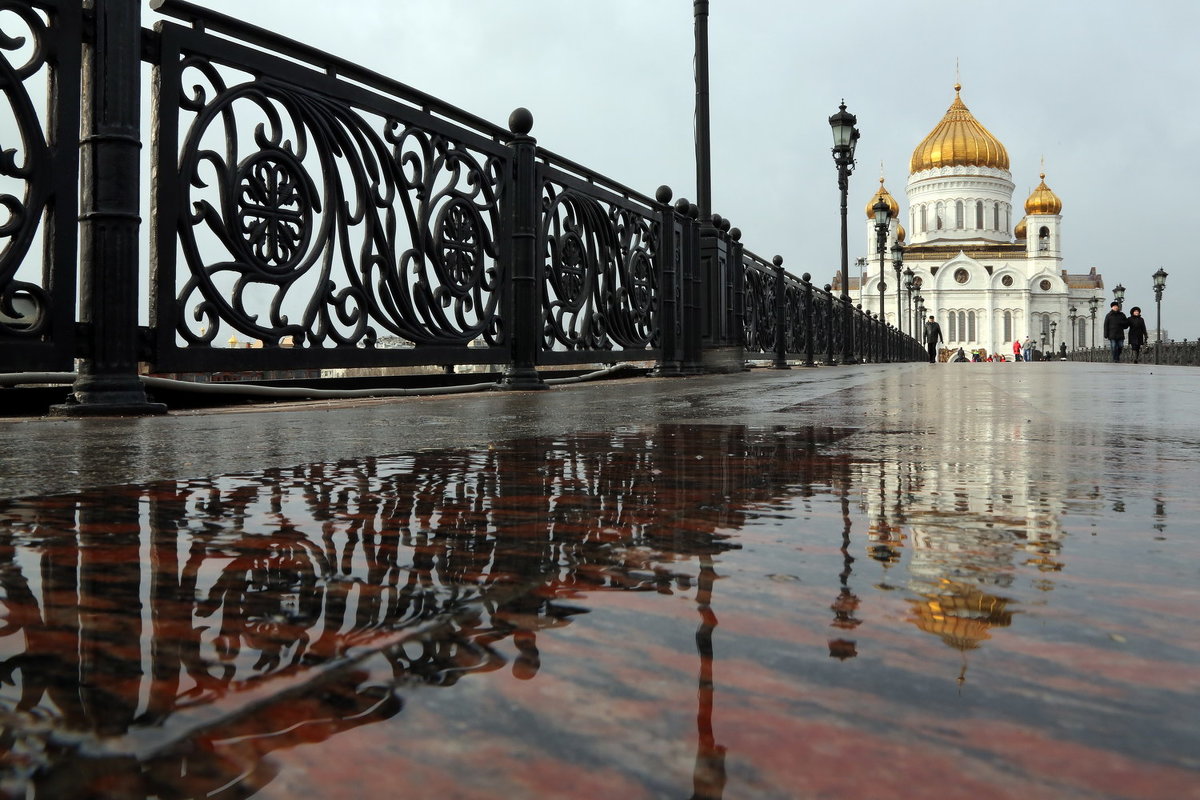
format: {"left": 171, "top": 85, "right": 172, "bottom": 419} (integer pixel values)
{"left": 540, "top": 181, "right": 657, "bottom": 351}
{"left": 168, "top": 59, "right": 506, "bottom": 349}
{"left": 0, "top": 4, "right": 54, "bottom": 337}
{"left": 741, "top": 263, "right": 774, "bottom": 354}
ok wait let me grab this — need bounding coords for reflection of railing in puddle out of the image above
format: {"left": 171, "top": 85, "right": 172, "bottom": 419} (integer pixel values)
{"left": 0, "top": 423, "right": 853, "bottom": 797}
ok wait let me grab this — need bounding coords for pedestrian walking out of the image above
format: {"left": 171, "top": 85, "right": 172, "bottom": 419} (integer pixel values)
{"left": 923, "top": 315, "right": 943, "bottom": 363}
{"left": 1127, "top": 306, "right": 1148, "bottom": 363}
{"left": 1012, "top": 339, "right": 1021, "bottom": 361}
{"left": 1022, "top": 337, "right": 1033, "bottom": 362}
{"left": 1103, "top": 301, "right": 1129, "bottom": 362}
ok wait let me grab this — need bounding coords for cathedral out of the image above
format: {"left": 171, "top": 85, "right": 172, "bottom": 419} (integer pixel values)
{"left": 837, "top": 84, "right": 1104, "bottom": 357}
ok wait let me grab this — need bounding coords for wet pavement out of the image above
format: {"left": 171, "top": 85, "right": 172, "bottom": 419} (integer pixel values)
{"left": 1, "top": 362, "right": 1198, "bottom": 798}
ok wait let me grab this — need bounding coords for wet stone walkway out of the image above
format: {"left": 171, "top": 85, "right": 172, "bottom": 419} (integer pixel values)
{"left": 0, "top": 362, "right": 1198, "bottom": 798}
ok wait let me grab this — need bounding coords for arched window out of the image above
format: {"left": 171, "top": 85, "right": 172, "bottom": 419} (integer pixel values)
{"left": 1039, "top": 226, "right": 1050, "bottom": 251}
{"left": 1004, "top": 206, "right": 1010, "bottom": 231}
{"left": 976, "top": 201, "right": 984, "bottom": 229}
{"left": 936, "top": 202, "right": 944, "bottom": 231}
{"left": 948, "top": 312, "right": 957, "bottom": 341}
{"left": 993, "top": 202, "right": 1000, "bottom": 230}
{"left": 1003, "top": 310, "right": 1012, "bottom": 342}
{"left": 958, "top": 311, "right": 967, "bottom": 341}
{"left": 967, "top": 311, "right": 976, "bottom": 341}
{"left": 955, "top": 201, "right": 964, "bottom": 229}
{"left": 920, "top": 205, "right": 927, "bottom": 233}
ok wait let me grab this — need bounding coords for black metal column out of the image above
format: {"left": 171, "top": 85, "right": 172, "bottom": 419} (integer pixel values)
{"left": 497, "top": 108, "right": 547, "bottom": 391}
{"left": 55, "top": 0, "right": 164, "bottom": 415}
{"left": 771, "top": 256, "right": 789, "bottom": 370}
{"left": 694, "top": 0, "right": 711, "bottom": 221}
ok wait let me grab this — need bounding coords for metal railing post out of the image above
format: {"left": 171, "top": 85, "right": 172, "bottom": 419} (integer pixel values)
{"left": 54, "top": 0, "right": 164, "bottom": 415}
{"left": 802, "top": 273, "right": 815, "bottom": 368}
{"left": 496, "top": 108, "right": 547, "bottom": 390}
{"left": 771, "top": 256, "right": 788, "bottom": 370}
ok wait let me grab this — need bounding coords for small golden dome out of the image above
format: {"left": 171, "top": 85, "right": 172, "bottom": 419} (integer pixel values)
{"left": 1024, "top": 173, "right": 1062, "bottom": 215}
{"left": 1014, "top": 217, "right": 1027, "bottom": 239}
{"left": 910, "top": 84, "right": 1010, "bottom": 173}
{"left": 864, "top": 177, "right": 899, "bottom": 219}
{"left": 897, "top": 222, "right": 907, "bottom": 243}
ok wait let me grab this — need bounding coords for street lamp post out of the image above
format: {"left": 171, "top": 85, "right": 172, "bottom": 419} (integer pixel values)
{"left": 1153, "top": 267, "right": 1168, "bottom": 364}
{"left": 1050, "top": 320, "right": 1057, "bottom": 356}
{"left": 1113, "top": 283, "right": 1126, "bottom": 306}
{"left": 1088, "top": 296, "right": 1099, "bottom": 349}
{"left": 903, "top": 268, "right": 915, "bottom": 336}
{"left": 891, "top": 243, "right": 905, "bottom": 336}
{"left": 873, "top": 195, "right": 889, "bottom": 317}
{"left": 1068, "top": 306, "right": 1077, "bottom": 353}
{"left": 830, "top": 102, "right": 860, "bottom": 365}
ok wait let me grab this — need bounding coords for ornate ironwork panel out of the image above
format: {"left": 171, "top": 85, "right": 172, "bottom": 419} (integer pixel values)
{"left": 740, "top": 258, "right": 774, "bottom": 355}
{"left": 537, "top": 165, "right": 660, "bottom": 361}
{"left": 151, "top": 23, "right": 511, "bottom": 372}
{"left": 0, "top": 0, "right": 80, "bottom": 371}
{"left": 783, "top": 278, "right": 804, "bottom": 355}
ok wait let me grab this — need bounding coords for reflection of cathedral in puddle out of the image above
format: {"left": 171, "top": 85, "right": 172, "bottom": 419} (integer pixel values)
{"left": 854, "top": 456, "right": 1067, "bottom": 678}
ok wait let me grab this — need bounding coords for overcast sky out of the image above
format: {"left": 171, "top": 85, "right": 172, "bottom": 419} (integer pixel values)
{"left": 180, "top": 0, "right": 1195, "bottom": 337}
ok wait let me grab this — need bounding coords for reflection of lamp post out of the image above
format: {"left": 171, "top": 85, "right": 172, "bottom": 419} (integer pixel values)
{"left": 903, "top": 267, "right": 915, "bottom": 336}
{"left": 1050, "top": 320, "right": 1057, "bottom": 354}
{"left": 1153, "top": 267, "right": 1168, "bottom": 365}
{"left": 1113, "top": 283, "right": 1126, "bottom": 306}
{"left": 830, "top": 102, "right": 860, "bottom": 365}
{"left": 873, "top": 197, "right": 889, "bottom": 323}
{"left": 891, "top": 243, "right": 905, "bottom": 336}
{"left": 1068, "top": 305, "right": 1077, "bottom": 352}
{"left": 1088, "top": 296, "right": 1100, "bottom": 348}
{"left": 1040, "top": 335, "right": 1046, "bottom": 359}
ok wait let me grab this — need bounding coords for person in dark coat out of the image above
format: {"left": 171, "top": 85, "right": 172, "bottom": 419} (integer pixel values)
{"left": 923, "top": 315, "right": 943, "bottom": 363}
{"left": 1127, "top": 306, "right": 1149, "bottom": 363}
{"left": 1102, "top": 301, "right": 1129, "bottom": 362}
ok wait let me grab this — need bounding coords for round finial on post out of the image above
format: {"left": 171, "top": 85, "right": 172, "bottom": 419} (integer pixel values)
{"left": 674, "top": 198, "right": 691, "bottom": 214}
{"left": 508, "top": 107, "right": 534, "bottom": 135}
{"left": 687, "top": 203, "right": 700, "bottom": 220}
{"left": 711, "top": 213, "right": 723, "bottom": 227}
{"left": 801, "top": 272, "right": 811, "bottom": 282}
{"left": 718, "top": 217, "right": 731, "bottom": 232}
{"left": 772, "top": 255, "right": 783, "bottom": 267}
{"left": 655, "top": 185, "right": 673, "bottom": 204}
{"left": 729, "top": 227, "right": 742, "bottom": 241}
{"left": 824, "top": 284, "right": 832, "bottom": 292}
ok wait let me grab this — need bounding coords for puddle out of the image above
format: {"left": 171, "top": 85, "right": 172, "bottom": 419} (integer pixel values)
{"left": 0, "top": 423, "right": 1196, "bottom": 798}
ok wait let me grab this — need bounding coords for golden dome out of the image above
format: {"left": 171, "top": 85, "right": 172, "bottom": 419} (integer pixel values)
{"left": 1014, "top": 217, "right": 1027, "bottom": 239}
{"left": 910, "top": 84, "right": 1010, "bottom": 173}
{"left": 864, "top": 177, "right": 899, "bottom": 219}
{"left": 1024, "top": 173, "right": 1062, "bottom": 215}
{"left": 897, "top": 222, "right": 906, "bottom": 243}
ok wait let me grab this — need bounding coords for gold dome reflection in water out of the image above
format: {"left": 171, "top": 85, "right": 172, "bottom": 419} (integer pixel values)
{"left": 910, "top": 84, "right": 1010, "bottom": 173}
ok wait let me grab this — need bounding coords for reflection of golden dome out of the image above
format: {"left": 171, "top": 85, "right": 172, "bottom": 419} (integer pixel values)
{"left": 907, "top": 580, "right": 1013, "bottom": 651}
{"left": 1014, "top": 217, "right": 1027, "bottom": 239}
{"left": 1024, "top": 173, "right": 1062, "bottom": 215}
{"left": 910, "top": 84, "right": 1010, "bottom": 173}
{"left": 864, "top": 177, "right": 899, "bottom": 219}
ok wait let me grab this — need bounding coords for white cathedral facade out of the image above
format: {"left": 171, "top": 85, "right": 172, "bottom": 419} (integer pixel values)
{"left": 837, "top": 84, "right": 1104, "bottom": 358}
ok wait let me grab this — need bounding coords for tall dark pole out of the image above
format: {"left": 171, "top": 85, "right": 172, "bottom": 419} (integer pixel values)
{"left": 55, "top": 0, "right": 163, "bottom": 415}
{"left": 830, "top": 103, "right": 859, "bottom": 365}
{"left": 1153, "top": 268, "right": 1167, "bottom": 365}
{"left": 694, "top": 1, "right": 711, "bottom": 222}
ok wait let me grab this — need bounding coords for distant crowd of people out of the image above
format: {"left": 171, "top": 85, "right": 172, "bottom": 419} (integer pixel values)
{"left": 922, "top": 302, "right": 1150, "bottom": 365}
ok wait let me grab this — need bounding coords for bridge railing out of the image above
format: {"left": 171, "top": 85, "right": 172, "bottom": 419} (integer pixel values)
{"left": 1063, "top": 341, "right": 1200, "bottom": 366}
{"left": 0, "top": 0, "right": 925, "bottom": 412}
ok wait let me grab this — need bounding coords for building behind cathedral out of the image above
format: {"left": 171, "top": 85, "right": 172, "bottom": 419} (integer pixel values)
{"left": 834, "top": 84, "right": 1105, "bottom": 357}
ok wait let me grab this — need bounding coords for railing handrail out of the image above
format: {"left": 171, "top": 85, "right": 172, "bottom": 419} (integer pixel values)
{"left": 148, "top": 0, "right": 510, "bottom": 142}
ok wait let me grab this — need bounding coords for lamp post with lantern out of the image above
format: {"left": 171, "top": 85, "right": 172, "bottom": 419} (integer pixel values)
{"left": 1050, "top": 320, "right": 1057, "bottom": 357}
{"left": 903, "top": 267, "right": 915, "bottom": 336}
{"left": 1088, "top": 296, "right": 1100, "bottom": 349}
{"left": 1068, "top": 306, "right": 1078, "bottom": 353}
{"left": 1153, "top": 267, "right": 1168, "bottom": 364}
{"left": 1113, "top": 283, "right": 1126, "bottom": 307}
{"left": 891, "top": 243, "right": 905, "bottom": 336}
{"left": 829, "top": 102, "right": 860, "bottom": 364}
